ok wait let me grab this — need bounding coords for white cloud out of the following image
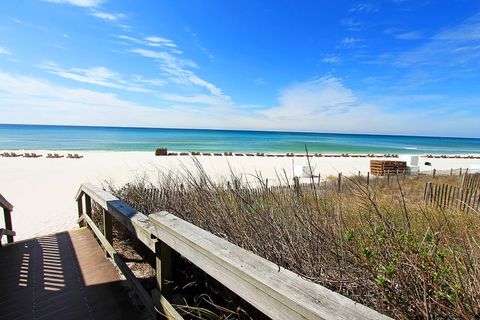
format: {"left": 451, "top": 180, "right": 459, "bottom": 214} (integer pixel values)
{"left": 395, "top": 31, "right": 422, "bottom": 40}
{"left": 130, "top": 48, "right": 225, "bottom": 97}
{"left": 115, "top": 34, "right": 179, "bottom": 50}
{"left": 0, "top": 71, "right": 245, "bottom": 128}
{"left": 264, "top": 77, "right": 356, "bottom": 119}
{"left": 0, "top": 71, "right": 479, "bottom": 136}
{"left": 261, "top": 77, "right": 480, "bottom": 136}
{"left": 349, "top": 3, "right": 378, "bottom": 13}
{"left": 144, "top": 36, "right": 177, "bottom": 48}
{"left": 42, "top": 0, "right": 102, "bottom": 7}
{"left": 90, "top": 11, "right": 126, "bottom": 21}
{"left": 254, "top": 78, "right": 266, "bottom": 85}
{"left": 339, "top": 37, "right": 365, "bottom": 48}
{"left": 395, "top": 13, "right": 480, "bottom": 67}
{"left": 39, "top": 62, "right": 154, "bottom": 93}
{"left": 340, "top": 18, "right": 363, "bottom": 31}
{"left": 10, "top": 17, "right": 24, "bottom": 24}
{"left": 0, "top": 47, "right": 11, "bottom": 55}
{"left": 321, "top": 56, "right": 340, "bottom": 64}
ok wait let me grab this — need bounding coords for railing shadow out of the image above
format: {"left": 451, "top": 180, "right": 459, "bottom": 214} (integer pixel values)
{"left": 0, "top": 230, "right": 139, "bottom": 319}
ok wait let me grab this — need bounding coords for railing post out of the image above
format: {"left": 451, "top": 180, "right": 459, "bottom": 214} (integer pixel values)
{"left": 103, "top": 209, "right": 113, "bottom": 257}
{"left": 366, "top": 172, "right": 370, "bottom": 186}
{"left": 85, "top": 194, "right": 92, "bottom": 219}
{"left": 77, "top": 193, "right": 84, "bottom": 227}
{"left": 155, "top": 240, "right": 173, "bottom": 300}
{"left": 3, "top": 207, "right": 14, "bottom": 243}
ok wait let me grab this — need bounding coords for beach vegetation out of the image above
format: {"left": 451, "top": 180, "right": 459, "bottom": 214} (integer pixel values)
{"left": 107, "top": 162, "right": 480, "bottom": 319}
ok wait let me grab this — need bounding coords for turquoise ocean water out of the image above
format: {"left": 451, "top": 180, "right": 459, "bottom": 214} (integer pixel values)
{"left": 1, "top": 124, "right": 479, "bottom": 154}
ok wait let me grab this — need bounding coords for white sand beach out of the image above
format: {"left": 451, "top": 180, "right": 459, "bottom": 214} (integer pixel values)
{"left": 1, "top": 150, "right": 480, "bottom": 242}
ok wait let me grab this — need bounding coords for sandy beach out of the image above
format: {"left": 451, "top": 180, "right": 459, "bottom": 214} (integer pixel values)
{"left": 1, "top": 150, "right": 480, "bottom": 242}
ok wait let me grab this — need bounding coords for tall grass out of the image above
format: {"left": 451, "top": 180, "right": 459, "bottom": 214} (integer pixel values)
{"left": 110, "top": 163, "right": 480, "bottom": 319}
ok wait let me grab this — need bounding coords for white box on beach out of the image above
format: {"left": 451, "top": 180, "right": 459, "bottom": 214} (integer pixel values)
{"left": 410, "top": 156, "right": 419, "bottom": 166}
{"left": 408, "top": 166, "right": 419, "bottom": 175}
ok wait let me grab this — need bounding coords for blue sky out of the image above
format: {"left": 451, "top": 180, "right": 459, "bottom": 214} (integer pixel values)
{"left": 1, "top": 0, "right": 480, "bottom": 137}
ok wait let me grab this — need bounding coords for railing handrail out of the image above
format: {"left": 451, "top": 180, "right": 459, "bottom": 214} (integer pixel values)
{"left": 76, "top": 183, "right": 391, "bottom": 320}
{"left": 0, "top": 193, "right": 15, "bottom": 245}
{"left": 0, "top": 193, "right": 13, "bottom": 211}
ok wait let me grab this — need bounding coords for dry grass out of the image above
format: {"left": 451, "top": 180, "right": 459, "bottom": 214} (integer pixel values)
{"left": 109, "top": 163, "right": 480, "bottom": 319}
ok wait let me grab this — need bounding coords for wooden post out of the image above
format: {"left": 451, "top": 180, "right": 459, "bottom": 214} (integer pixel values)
{"left": 85, "top": 194, "right": 92, "bottom": 218}
{"left": 387, "top": 170, "right": 390, "bottom": 184}
{"left": 3, "top": 207, "right": 14, "bottom": 243}
{"left": 460, "top": 168, "right": 462, "bottom": 176}
{"left": 77, "top": 194, "right": 84, "bottom": 226}
{"left": 366, "top": 172, "right": 370, "bottom": 186}
{"left": 433, "top": 169, "right": 436, "bottom": 179}
{"left": 155, "top": 240, "right": 173, "bottom": 300}
{"left": 424, "top": 182, "right": 432, "bottom": 209}
{"left": 338, "top": 173, "right": 342, "bottom": 192}
{"left": 103, "top": 209, "right": 112, "bottom": 257}
{"left": 450, "top": 168, "right": 453, "bottom": 176}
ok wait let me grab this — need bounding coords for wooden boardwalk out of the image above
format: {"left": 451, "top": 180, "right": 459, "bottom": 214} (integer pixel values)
{"left": 0, "top": 228, "right": 140, "bottom": 320}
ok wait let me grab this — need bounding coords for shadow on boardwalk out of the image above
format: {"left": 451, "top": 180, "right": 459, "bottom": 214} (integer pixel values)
{"left": 0, "top": 228, "right": 141, "bottom": 320}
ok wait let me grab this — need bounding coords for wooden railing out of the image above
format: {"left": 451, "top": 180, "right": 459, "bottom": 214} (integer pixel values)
{"left": 75, "top": 183, "right": 391, "bottom": 320}
{"left": 0, "top": 193, "right": 15, "bottom": 245}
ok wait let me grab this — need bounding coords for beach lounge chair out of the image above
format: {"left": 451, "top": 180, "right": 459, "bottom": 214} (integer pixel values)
{"left": 9, "top": 152, "right": 22, "bottom": 157}
{"left": 46, "top": 153, "right": 54, "bottom": 158}
{"left": 54, "top": 153, "right": 64, "bottom": 158}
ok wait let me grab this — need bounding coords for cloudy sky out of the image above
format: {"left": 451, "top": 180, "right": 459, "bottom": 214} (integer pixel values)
{"left": 1, "top": 0, "right": 480, "bottom": 137}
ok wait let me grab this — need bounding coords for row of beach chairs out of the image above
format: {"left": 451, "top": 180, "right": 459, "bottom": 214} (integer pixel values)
{"left": 47, "top": 153, "right": 84, "bottom": 159}
{"left": 425, "top": 154, "right": 480, "bottom": 159}
{"left": 0, "top": 152, "right": 83, "bottom": 159}
{"left": 160, "top": 151, "right": 400, "bottom": 158}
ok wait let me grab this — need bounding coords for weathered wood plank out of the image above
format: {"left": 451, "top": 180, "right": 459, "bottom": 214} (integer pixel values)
{"left": 148, "top": 211, "right": 391, "bottom": 320}
{"left": 76, "top": 183, "right": 156, "bottom": 251}
{"left": 151, "top": 289, "right": 184, "bottom": 320}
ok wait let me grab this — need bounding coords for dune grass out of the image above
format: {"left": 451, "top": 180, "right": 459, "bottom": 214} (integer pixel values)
{"left": 110, "top": 163, "right": 479, "bottom": 319}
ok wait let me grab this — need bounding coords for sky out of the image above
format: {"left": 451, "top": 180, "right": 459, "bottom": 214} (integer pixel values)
{"left": 1, "top": 0, "right": 480, "bottom": 137}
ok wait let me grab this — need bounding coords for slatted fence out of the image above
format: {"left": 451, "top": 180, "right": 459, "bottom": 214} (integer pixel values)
{"left": 462, "top": 173, "right": 480, "bottom": 190}
{"left": 424, "top": 182, "right": 480, "bottom": 212}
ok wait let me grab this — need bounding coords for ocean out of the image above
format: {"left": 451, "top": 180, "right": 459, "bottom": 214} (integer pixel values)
{"left": 1, "top": 124, "right": 479, "bottom": 154}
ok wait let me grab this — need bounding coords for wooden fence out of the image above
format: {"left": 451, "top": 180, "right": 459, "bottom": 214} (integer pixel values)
{"left": 424, "top": 182, "right": 480, "bottom": 213}
{"left": 0, "top": 193, "right": 15, "bottom": 245}
{"left": 461, "top": 173, "right": 480, "bottom": 190}
{"left": 76, "top": 183, "right": 390, "bottom": 320}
